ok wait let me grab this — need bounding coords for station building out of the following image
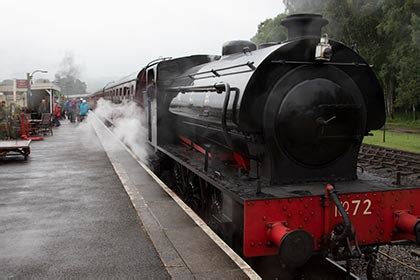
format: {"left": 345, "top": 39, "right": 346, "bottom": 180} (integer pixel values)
{"left": 0, "top": 79, "right": 61, "bottom": 114}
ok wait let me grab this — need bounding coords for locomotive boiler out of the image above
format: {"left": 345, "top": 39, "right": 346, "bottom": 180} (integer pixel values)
{"left": 90, "top": 13, "right": 420, "bottom": 279}
{"left": 168, "top": 13, "right": 385, "bottom": 185}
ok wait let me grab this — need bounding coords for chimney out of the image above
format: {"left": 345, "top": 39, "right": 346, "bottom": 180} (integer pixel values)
{"left": 281, "top": 14, "right": 328, "bottom": 40}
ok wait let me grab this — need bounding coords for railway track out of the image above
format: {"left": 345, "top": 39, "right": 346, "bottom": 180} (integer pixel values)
{"left": 352, "top": 244, "right": 420, "bottom": 279}
{"left": 356, "top": 145, "right": 420, "bottom": 279}
{"left": 358, "top": 144, "right": 420, "bottom": 185}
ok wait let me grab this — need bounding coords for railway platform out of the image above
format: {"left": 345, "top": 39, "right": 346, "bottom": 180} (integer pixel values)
{"left": 0, "top": 119, "right": 254, "bottom": 279}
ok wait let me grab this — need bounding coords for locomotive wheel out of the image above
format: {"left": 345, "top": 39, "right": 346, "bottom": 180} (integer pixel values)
{"left": 186, "top": 172, "right": 202, "bottom": 213}
{"left": 172, "top": 163, "right": 186, "bottom": 197}
{"left": 205, "top": 188, "right": 224, "bottom": 229}
{"left": 210, "top": 189, "right": 223, "bottom": 216}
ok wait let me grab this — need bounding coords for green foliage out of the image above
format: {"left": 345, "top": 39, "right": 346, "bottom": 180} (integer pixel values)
{"left": 252, "top": 0, "right": 420, "bottom": 120}
{"left": 251, "top": 14, "right": 288, "bottom": 45}
{"left": 323, "top": 0, "right": 351, "bottom": 40}
{"left": 394, "top": 13, "right": 420, "bottom": 110}
{"left": 387, "top": 113, "right": 420, "bottom": 130}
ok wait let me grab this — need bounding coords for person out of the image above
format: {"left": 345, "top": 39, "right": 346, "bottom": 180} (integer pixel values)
{"left": 68, "top": 99, "right": 76, "bottom": 123}
{"left": 78, "top": 99, "right": 89, "bottom": 122}
{"left": 38, "top": 99, "right": 49, "bottom": 116}
{"left": 0, "top": 101, "right": 6, "bottom": 122}
{"left": 75, "top": 98, "right": 81, "bottom": 122}
{"left": 0, "top": 101, "right": 9, "bottom": 139}
{"left": 63, "top": 99, "right": 70, "bottom": 120}
{"left": 60, "top": 97, "right": 66, "bottom": 119}
{"left": 53, "top": 102, "right": 61, "bottom": 127}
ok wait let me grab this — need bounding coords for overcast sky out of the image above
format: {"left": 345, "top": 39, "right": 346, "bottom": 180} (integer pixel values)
{"left": 0, "top": 0, "right": 285, "bottom": 91}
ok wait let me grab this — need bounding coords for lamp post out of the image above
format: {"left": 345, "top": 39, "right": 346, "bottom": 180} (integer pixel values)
{"left": 26, "top": 70, "right": 48, "bottom": 114}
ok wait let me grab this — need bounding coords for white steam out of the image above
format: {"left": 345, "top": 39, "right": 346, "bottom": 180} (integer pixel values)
{"left": 90, "top": 99, "right": 149, "bottom": 161}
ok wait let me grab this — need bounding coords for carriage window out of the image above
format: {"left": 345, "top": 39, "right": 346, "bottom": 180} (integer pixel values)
{"left": 147, "top": 69, "right": 155, "bottom": 85}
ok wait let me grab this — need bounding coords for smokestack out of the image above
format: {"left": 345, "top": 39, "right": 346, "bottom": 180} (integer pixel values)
{"left": 281, "top": 14, "right": 328, "bottom": 40}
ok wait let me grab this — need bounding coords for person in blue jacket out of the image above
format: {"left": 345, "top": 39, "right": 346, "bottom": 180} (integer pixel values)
{"left": 78, "top": 99, "right": 89, "bottom": 122}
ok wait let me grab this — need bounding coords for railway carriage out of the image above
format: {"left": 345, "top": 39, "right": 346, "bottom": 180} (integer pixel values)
{"left": 91, "top": 14, "right": 420, "bottom": 279}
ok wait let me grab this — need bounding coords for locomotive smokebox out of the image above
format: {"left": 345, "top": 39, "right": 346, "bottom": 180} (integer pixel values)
{"left": 281, "top": 14, "right": 328, "bottom": 40}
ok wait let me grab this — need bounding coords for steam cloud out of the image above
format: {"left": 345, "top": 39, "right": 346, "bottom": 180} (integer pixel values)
{"left": 88, "top": 99, "right": 149, "bottom": 161}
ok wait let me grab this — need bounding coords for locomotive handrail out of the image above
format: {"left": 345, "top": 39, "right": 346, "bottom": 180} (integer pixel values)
{"left": 168, "top": 82, "right": 240, "bottom": 150}
{"left": 167, "top": 83, "right": 227, "bottom": 93}
{"left": 221, "top": 83, "right": 233, "bottom": 148}
{"left": 174, "top": 61, "right": 256, "bottom": 81}
{"left": 271, "top": 60, "right": 372, "bottom": 67}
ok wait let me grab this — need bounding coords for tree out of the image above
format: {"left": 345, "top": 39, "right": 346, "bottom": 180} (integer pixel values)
{"left": 54, "top": 53, "right": 87, "bottom": 96}
{"left": 377, "top": 0, "right": 419, "bottom": 119}
{"left": 251, "top": 14, "right": 288, "bottom": 45}
{"left": 323, "top": 0, "right": 352, "bottom": 40}
{"left": 252, "top": 0, "right": 419, "bottom": 120}
{"left": 394, "top": 13, "right": 420, "bottom": 120}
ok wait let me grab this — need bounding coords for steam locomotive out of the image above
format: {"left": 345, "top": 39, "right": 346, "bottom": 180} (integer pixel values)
{"left": 91, "top": 14, "right": 420, "bottom": 278}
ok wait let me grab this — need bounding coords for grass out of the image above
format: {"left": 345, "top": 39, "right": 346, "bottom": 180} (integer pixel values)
{"left": 363, "top": 129, "right": 420, "bottom": 153}
{"left": 386, "top": 114, "right": 420, "bottom": 131}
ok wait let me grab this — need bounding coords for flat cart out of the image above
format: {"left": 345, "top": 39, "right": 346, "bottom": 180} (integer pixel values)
{"left": 0, "top": 140, "right": 31, "bottom": 160}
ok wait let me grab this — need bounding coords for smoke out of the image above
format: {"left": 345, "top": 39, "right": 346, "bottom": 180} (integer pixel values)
{"left": 54, "top": 53, "right": 87, "bottom": 96}
{"left": 56, "top": 52, "right": 81, "bottom": 79}
{"left": 90, "top": 99, "right": 149, "bottom": 161}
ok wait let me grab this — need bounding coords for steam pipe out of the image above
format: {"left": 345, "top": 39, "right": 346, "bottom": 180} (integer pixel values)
{"left": 325, "top": 184, "right": 352, "bottom": 241}
{"left": 168, "top": 82, "right": 238, "bottom": 151}
{"left": 221, "top": 82, "right": 232, "bottom": 148}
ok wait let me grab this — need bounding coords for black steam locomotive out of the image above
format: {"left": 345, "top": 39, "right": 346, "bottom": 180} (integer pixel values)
{"left": 167, "top": 14, "right": 385, "bottom": 185}
{"left": 91, "top": 14, "right": 419, "bottom": 279}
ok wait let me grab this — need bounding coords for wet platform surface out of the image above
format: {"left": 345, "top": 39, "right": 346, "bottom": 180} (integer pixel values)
{"left": 0, "top": 119, "right": 253, "bottom": 279}
{"left": 0, "top": 121, "right": 169, "bottom": 279}
{"left": 90, "top": 115, "right": 253, "bottom": 280}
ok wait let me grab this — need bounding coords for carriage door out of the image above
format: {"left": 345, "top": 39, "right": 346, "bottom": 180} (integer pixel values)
{"left": 146, "top": 67, "right": 157, "bottom": 148}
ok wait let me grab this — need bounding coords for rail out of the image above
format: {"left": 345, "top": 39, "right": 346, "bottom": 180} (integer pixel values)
{"left": 378, "top": 250, "right": 420, "bottom": 273}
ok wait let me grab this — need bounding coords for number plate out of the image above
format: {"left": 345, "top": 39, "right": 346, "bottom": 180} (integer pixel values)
{"left": 334, "top": 199, "right": 372, "bottom": 217}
